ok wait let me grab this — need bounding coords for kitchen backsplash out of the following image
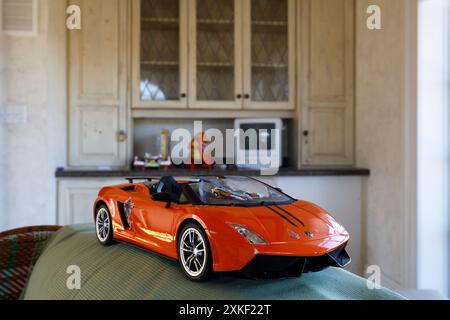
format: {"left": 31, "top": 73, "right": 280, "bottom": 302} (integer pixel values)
{"left": 133, "top": 118, "right": 293, "bottom": 167}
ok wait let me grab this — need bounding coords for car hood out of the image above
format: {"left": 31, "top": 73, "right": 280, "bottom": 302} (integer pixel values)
{"left": 203, "top": 200, "right": 348, "bottom": 244}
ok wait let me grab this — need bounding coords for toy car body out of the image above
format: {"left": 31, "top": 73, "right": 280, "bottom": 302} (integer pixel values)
{"left": 93, "top": 176, "right": 350, "bottom": 281}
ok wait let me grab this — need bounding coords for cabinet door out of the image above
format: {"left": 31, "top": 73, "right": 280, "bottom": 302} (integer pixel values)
{"left": 299, "top": 0, "right": 354, "bottom": 166}
{"left": 243, "top": 0, "right": 296, "bottom": 110}
{"left": 188, "top": 0, "right": 243, "bottom": 109}
{"left": 57, "top": 179, "right": 124, "bottom": 225}
{"left": 68, "top": 0, "right": 128, "bottom": 167}
{"left": 132, "top": 0, "right": 188, "bottom": 109}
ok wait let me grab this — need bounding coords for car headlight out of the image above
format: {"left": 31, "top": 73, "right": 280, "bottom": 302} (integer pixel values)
{"left": 228, "top": 223, "right": 267, "bottom": 244}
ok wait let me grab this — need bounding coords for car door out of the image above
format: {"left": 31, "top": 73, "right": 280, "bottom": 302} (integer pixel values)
{"left": 130, "top": 194, "right": 184, "bottom": 257}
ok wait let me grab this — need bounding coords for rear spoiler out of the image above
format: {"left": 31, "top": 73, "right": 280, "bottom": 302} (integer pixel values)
{"left": 125, "top": 177, "right": 157, "bottom": 184}
{"left": 125, "top": 176, "right": 202, "bottom": 184}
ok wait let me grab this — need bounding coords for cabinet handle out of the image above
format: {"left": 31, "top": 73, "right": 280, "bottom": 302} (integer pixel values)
{"left": 303, "top": 130, "right": 309, "bottom": 145}
{"left": 117, "top": 130, "right": 128, "bottom": 143}
{"left": 237, "top": 94, "right": 242, "bottom": 99}
{"left": 244, "top": 94, "right": 250, "bottom": 99}
{"left": 180, "top": 93, "right": 187, "bottom": 98}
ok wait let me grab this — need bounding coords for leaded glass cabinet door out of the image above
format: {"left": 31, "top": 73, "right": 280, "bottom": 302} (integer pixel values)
{"left": 243, "top": 0, "right": 296, "bottom": 110}
{"left": 189, "top": 0, "right": 243, "bottom": 109}
{"left": 132, "top": 0, "right": 188, "bottom": 109}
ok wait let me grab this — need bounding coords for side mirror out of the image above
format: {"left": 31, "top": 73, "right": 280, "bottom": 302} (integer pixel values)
{"left": 152, "top": 192, "right": 172, "bottom": 208}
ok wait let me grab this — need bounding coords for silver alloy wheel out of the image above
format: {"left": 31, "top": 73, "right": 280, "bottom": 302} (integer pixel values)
{"left": 179, "top": 228, "right": 206, "bottom": 277}
{"left": 96, "top": 207, "right": 110, "bottom": 242}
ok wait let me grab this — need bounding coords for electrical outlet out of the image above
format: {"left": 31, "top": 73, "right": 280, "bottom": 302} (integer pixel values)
{"left": 0, "top": 105, "right": 28, "bottom": 124}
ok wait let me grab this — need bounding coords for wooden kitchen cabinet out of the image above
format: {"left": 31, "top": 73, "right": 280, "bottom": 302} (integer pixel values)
{"left": 66, "top": 0, "right": 356, "bottom": 168}
{"left": 68, "top": 0, "right": 129, "bottom": 167}
{"left": 299, "top": 0, "right": 355, "bottom": 166}
{"left": 188, "top": 0, "right": 243, "bottom": 109}
{"left": 57, "top": 179, "right": 124, "bottom": 225}
{"left": 133, "top": 0, "right": 296, "bottom": 111}
{"left": 132, "top": 0, "right": 189, "bottom": 109}
{"left": 243, "top": 0, "right": 296, "bottom": 110}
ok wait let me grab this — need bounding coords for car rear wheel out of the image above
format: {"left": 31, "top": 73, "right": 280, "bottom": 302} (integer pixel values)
{"left": 95, "top": 205, "right": 114, "bottom": 245}
{"left": 178, "top": 223, "right": 212, "bottom": 281}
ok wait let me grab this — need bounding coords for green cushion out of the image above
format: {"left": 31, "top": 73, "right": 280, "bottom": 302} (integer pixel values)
{"left": 23, "top": 224, "right": 405, "bottom": 300}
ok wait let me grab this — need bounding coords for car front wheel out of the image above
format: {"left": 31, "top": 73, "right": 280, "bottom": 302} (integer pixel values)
{"left": 178, "top": 223, "right": 212, "bottom": 281}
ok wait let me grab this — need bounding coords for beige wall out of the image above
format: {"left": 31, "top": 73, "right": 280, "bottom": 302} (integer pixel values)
{"left": 1, "top": 0, "right": 50, "bottom": 230}
{"left": 0, "top": 40, "right": 6, "bottom": 104}
{"left": 0, "top": 0, "right": 67, "bottom": 231}
{"left": 356, "top": 0, "right": 417, "bottom": 290}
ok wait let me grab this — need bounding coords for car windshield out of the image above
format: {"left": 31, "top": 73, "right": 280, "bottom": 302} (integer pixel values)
{"left": 187, "top": 176, "right": 293, "bottom": 206}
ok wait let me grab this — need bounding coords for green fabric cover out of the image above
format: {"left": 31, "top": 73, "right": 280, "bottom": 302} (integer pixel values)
{"left": 23, "top": 224, "right": 405, "bottom": 300}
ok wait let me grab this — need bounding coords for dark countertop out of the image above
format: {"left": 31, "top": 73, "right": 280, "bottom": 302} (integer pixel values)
{"left": 55, "top": 167, "right": 370, "bottom": 178}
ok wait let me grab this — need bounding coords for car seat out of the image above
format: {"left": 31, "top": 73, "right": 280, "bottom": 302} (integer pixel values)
{"left": 156, "top": 176, "right": 182, "bottom": 202}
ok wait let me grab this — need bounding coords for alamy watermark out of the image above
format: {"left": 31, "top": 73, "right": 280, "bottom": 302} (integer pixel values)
{"left": 66, "top": 265, "right": 81, "bottom": 290}
{"left": 367, "top": 5, "right": 382, "bottom": 30}
{"left": 66, "top": 5, "right": 81, "bottom": 30}
{"left": 171, "top": 121, "right": 281, "bottom": 176}
{"left": 366, "top": 265, "right": 382, "bottom": 290}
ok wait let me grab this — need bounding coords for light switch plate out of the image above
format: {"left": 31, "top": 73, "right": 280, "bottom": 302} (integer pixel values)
{"left": 0, "top": 105, "right": 28, "bottom": 124}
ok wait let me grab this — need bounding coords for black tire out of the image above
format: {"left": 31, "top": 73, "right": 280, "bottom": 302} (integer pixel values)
{"left": 177, "top": 223, "right": 213, "bottom": 281}
{"left": 95, "top": 205, "right": 114, "bottom": 246}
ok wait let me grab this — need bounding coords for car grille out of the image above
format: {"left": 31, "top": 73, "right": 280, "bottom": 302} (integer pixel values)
{"left": 241, "top": 245, "right": 351, "bottom": 278}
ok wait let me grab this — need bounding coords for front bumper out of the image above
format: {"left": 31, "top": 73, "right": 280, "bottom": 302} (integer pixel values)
{"left": 240, "top": 244, "right": 351, "bottom": 277}
{"left": 209, "top": 228, "right": 349, "bottom": 273}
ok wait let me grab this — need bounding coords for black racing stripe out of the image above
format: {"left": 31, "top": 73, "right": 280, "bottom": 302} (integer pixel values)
{"left": 275, "top": 205, "right": 305, "bottom": 227}
{"left": 266, "top": 206, "right": 297, "bottom": 227}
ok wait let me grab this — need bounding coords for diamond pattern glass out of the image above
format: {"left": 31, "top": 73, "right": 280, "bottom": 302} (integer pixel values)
{"left": 251, "top": 0, "right": 289, "bottom": 102}
{"left": 140, "top": 0, "right": 180, "bottom": 101}
{"left": 196, "top": 0, "right": 235, "bottom": 101}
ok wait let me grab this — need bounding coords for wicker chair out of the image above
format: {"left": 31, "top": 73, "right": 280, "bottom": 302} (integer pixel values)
{"left": 0, "top": 226, "right": 61, "bottom": 300}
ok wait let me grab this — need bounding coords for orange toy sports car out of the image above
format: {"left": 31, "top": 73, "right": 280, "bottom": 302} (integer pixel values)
{"left": 93, "top": 176, "right": 350, "bottom": 281}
